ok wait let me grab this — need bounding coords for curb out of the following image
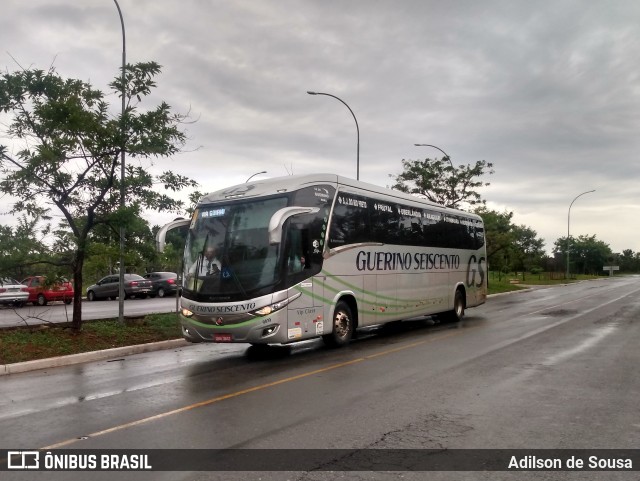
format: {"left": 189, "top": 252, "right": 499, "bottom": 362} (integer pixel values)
{"left": 1, "top": 338, "right": 189, "bottom": 377}
{"left": 486, "top": 288, "right": 535, "bottom": 297}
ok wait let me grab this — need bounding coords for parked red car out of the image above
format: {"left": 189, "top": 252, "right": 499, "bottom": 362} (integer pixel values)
{"left": 21, "top": 276, "right": 74, "bottom": 306}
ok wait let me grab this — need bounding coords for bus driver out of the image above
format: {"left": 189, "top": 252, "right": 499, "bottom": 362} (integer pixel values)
{"left": 190, "top": 246, "right": 221, "bottom": 277}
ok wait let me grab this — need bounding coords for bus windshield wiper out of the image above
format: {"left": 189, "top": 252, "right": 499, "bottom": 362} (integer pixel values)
{"left": 193, "top": 233, "right": 209, "bottom": 289}
{"left": 221, "top": 227, "right": 249, "bottom": 298}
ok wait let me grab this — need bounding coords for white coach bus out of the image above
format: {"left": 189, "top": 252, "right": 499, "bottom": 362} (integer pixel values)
{"left": 157, "top": 174, "right": 487, "bottom": 347}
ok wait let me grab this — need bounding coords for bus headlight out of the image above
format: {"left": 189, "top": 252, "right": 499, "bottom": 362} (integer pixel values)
{"left": 181, "top": 308, "right": 194, "bottom": 318}
{"left": 254, "top": 305, "right": 273, "bottom": 316}
{"left": 251, "top": 292, "right": 301, "bottom": 317}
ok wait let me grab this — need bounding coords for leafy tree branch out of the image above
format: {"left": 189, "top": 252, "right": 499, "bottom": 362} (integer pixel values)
{"left": 0, "top": 61, "right": 198, "bottom": 330}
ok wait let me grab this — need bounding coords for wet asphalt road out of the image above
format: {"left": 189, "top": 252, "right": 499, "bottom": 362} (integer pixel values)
{"left": 1, "top": 275, "right": 639, "bottom": 481}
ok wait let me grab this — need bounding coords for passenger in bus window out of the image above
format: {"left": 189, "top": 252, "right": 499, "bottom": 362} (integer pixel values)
{"left": 288, "top": 254, "right": 306, "bottom": 273}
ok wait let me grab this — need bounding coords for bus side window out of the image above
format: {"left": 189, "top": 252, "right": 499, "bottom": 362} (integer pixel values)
{"left": 475, "top": 224, "right": 485, "bottom": 249}
{"left": 329, "top": 194, "right": 369, "bottom": 247}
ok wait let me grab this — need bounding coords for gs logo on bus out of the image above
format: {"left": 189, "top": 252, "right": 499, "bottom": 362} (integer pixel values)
{"left": 466, "top": 255, "right": 486, "bottom": 288}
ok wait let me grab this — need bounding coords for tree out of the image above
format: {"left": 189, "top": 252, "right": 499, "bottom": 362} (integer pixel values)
{"left": 390, "top": 157, "right": 494, "bottom": 209}
{"left": 618, "top": 249, "right": 640, "bottom": 273}
{"left": 0, "top": 62, "right": 197, "bottom": 330}
{"left": 510, "top": 224, "right": 546, "bottom": 272}
{"left": 78, "top": 214, "right": 157, "bottom": 282}
{"left": 474, "top": 208, "right": 545, "bottom": 275}
{"left": 475, "top": 208, "right": 515, "bottom": 270}
{"left": 0, "top": 210, "right": 54, "bottom": 281}
{"left": 554, "top": 234, "right": 612, "bottom": 276}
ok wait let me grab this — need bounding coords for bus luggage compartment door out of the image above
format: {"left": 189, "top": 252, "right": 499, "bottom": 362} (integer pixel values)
{"left": 286, "top": 284, "right": 324, "bottom": 341}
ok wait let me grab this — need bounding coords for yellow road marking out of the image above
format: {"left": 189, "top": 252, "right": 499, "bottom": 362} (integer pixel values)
{"left": 41, "top": 329, "right": 464, "bottom": 449}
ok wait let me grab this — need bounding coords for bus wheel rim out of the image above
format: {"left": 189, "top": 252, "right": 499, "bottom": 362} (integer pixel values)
{"left": 335, "top": 312, "right": 350, "bottom": 337}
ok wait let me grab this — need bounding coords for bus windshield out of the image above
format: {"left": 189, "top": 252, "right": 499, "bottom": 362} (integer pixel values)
{"left": 183, "top": 196, "right": 289, "bottom": 301}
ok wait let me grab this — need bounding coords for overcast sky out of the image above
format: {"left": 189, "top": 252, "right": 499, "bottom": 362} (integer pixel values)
{"left": 2, "top": 0, "right": 640, "bottom": 255}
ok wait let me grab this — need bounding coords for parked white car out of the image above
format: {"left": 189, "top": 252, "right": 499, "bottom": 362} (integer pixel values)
{"left": 0, "top": 277, "right": 29, "bottom": 307}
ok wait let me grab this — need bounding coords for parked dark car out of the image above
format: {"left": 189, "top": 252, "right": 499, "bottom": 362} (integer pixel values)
{"left": 22, "top": 276, "right": 74, "bottom": 306}
{"left": 86, "top": 274, "right": 153, "bottom": 301}
{"left": 143, "top": 271, "right": 180, "bottom": 298}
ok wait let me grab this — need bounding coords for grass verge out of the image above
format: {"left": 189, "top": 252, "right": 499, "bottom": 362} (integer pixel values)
{"left": 487, "top": 272, "right": 603, "bottom": 294}
{"left": 0, "top": 313, "right": 181, "bottom": 365}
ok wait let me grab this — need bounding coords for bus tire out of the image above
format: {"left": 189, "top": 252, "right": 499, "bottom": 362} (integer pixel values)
{"left": 323, "top": 301, "right": 354, "bottom": 348}
{"left": 442, "top": 288, "right": 465, "bottom": 323}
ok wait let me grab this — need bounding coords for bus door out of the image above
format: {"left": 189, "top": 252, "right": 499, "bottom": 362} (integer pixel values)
{"left": 285, "top": 223, "right": 324, "bottom": 341}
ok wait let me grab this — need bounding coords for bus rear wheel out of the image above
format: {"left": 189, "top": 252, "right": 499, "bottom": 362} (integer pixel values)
{"left": 442, "top": 288, "right": 465, "bottom": 323}
{"left": 323, "top": 301, "right": 354, "bottom": 348}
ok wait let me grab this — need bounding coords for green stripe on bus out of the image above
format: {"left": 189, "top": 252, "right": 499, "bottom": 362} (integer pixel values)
{"left": 320, "top": 269, "right": 433, "bottom": 304}
{"left": 294, "top": 283, "right": 446, "bottom": 317}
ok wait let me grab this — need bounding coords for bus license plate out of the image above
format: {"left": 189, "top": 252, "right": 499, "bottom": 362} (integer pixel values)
{"left": 214, "top": 333, "right": 232, "bottom": 342}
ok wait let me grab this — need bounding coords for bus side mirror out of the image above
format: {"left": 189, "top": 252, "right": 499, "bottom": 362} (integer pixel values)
{"left": 156, "top": 218, "right": 190, "bottom": 252}
{"left": 268, "top": 207, "right": 319, "bottom": 244}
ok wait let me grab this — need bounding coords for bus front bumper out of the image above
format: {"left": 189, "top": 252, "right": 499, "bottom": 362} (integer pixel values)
{"left": 180, "top": 316, "right": 285, "bottom": 345}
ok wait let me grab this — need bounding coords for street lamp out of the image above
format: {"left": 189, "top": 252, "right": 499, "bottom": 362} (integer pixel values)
{"left": 307, "top": 91, "right": 360, "bottom": 180}
{"left": 415, "top": 143, "right": 457, "bottom": 206}
{"left": 414, "top": 143, "right": 454, "bottom": 169}
{"left": 246, "top": 171, "right": 267, "bottom": 183}
{"left": 113, "top": 0, "right": 126, "bottom": 323}
{"left": 566, "top": 189, "right": 595, "bottom": 279}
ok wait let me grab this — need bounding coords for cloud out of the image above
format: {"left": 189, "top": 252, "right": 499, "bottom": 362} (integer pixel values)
{"left": 2, "top": 0, "right": 640, "bottom": 254}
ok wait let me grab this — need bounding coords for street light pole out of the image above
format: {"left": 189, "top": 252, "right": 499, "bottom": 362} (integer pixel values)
{"left": 566, "top": 189, "right": 595, "bottom": 279}
{"left": 415, "top": 143, "right": 456, "bottom": 206}
{"left": 414, "top": 143, "right": 454, "bottom": 169}
{"left": 307, "top": 91, "right": 360, "bottom": 180}
{"left": 246, "top": 171, "right": 267, "bottom": 183}
{"left": 113, "top": 0, "right": 126, "bottom": 323}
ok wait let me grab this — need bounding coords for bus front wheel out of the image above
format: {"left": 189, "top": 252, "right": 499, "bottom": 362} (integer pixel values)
{"left": 323, "top": 301, "right": 354, "bottom": 348}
